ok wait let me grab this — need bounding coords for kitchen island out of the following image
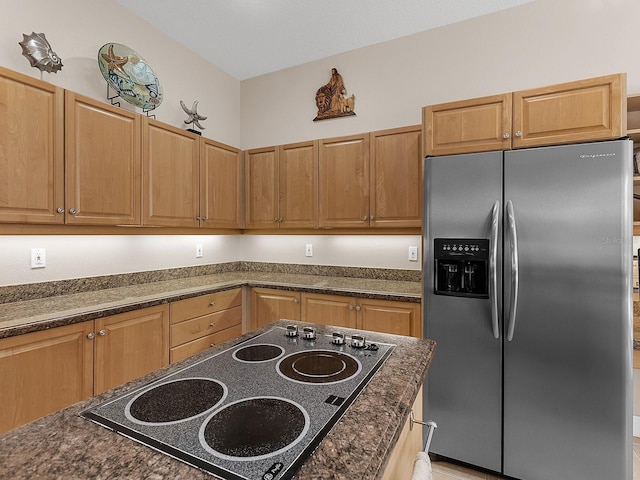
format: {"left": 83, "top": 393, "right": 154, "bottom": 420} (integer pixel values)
{"left": 0, "top": 320, "right": 435, "bottom": 480}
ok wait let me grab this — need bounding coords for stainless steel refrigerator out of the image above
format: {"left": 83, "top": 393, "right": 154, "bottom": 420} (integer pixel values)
{"left": 423, "top": 139, "right": 633, "bottom": 480}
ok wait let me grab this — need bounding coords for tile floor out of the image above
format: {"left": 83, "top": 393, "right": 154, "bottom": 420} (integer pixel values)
{"left": 428, "top": 437, "right": 640, "bottom": 479}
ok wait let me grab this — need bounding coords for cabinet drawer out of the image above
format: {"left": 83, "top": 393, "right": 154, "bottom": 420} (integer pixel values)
{"left": 170, "top": 324, "right": 243, "bottom": 364}
{"left": 170, "top": 305, "right": 242, "bottom": 347}
{"left": 170, "top": 288, "right": 241, "bottom": 324}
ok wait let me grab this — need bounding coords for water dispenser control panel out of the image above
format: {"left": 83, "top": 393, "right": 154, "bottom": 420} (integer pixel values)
{"left": 433, "top": 238, "right": 489, "bottom": 298}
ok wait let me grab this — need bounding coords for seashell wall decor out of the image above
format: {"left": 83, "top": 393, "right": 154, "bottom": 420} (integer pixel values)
{"left": 18, "top": 32, "right": 63, "bottom": 73}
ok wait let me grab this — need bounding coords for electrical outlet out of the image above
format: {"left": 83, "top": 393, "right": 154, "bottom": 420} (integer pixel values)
{"left": 305, "top": 244, "right": 313, "bottom": 257}
{"left": 31, "top": 248, "right": 46, "bottom": 268}
{"left": 196, "top": 244, "right": 203, "bottom": 258}
{"left": 408, "top": 246, "right": 418, "bottom": 262}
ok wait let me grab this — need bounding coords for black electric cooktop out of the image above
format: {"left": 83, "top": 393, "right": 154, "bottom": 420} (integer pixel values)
{"left": 80, "top": 326, "right": 395, "bottom": 480}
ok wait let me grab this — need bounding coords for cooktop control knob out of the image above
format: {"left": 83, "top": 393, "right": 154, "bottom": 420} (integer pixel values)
{"left": 332, "top": 332, "right": 345, "bottom": 345}
{"left": 351, "top": 334, "right": 366, "bottom": 349}
{"left": 302, "top": 327, "right": 316, "bottom": 340}
{"left": 285, "top": 325, "right": 298, "bottom": 337}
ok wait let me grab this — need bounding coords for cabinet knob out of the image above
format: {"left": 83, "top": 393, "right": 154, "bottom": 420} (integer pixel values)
{"left": 362, "top": 215, "right": 368, "bottom": 221}
{"left": 196, "top": 216, "right": 202, "bottom": 221}
{"left": 370, "top": 215, "right": 375, "bottom": 221}
{"left": 209, "top": 322, "right": 216, "bottom": 328}
{"left": 56, "top": 207, "right": 64, "bottom": 214}
{"left": 503, "top": 133, "right": 510, "bottom": 139}
{"left": 98, "top": 329, "right": 106, "bottom": 336}
{"left": 279, "top": 218, "right": 283, "bottom": 223}
{"left": 69, "top": 208, "right": 77, "bottom": 215}
{"left": 515, "top": 130, "right": 522, "bottom": 137}
{"left": 209, "top": 301, "right": 216, "bottom": 307}
{"left": 210, "top": 343, "right": 215, "bottom": 347}
{"left": 356, "top": 305, "right": 361, "bottom": 311}
{"left": 87, "top": 332, "right": 95, "bottom": 339}
{"left": 293, "top": 298, "right": 299, "bottom": 304}
{"left": 202, "top": 216, "right": 208, "bottom": 221}
{"left": 349, "top": 305, "right": 354, "bottom": 310}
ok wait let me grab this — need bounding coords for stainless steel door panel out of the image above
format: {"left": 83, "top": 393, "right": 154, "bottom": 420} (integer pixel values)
{"left": 424, "top": 151, "right": 503, "bottom": 472}
{"left": 502, "top": 140, "right": 633, "bottom": 480}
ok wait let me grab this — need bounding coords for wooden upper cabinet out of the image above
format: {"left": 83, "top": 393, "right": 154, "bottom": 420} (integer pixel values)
{"left": 244, "top": 146, "right": 279, "bottom": 229}
{"left": 423, "top": 93, "right": 512, "bottom": 156}
{"left": 319, "top": 133, "right": 370, "bottom": 228}
{"left": 370, "top": 126, "right": 422, "bottom": 228}
{"left": 200, "top": 138, "right": 242, "bottom": 229}
{"left": 279, "top": 140, "right": 318, "bottom": 229}
{"left": 142, "top": 118, "right": 200, "bottom": 227}
{"left": 0, "top": 66, "right": 64, "bottom": 224}
{"left": 65, "top": 92, "right": 141, "bottom": 225}
{"left": 512, "top": 73, "right": 626, "bottom": 148}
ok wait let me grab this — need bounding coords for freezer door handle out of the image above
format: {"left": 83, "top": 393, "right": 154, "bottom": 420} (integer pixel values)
{"left": 506, "top": 200, "right": 519, "bottom": 341}
{"left": 490, "top": 200, "right": 500, "bottom": 339}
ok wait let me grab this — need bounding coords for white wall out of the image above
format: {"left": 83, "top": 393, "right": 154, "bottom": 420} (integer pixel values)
{"left": 2, "top": 0, "right": 639, "bottom": 286}
{"left": 240, "top": 0, "right": 640, "bottom": 149}
{"left": 0, "top": 0, "right": 241, "bottom": 147}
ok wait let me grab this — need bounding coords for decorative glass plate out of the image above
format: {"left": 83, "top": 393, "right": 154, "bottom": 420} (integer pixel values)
{"left": 97, "top": 43, "right": 163, "bottom": 110}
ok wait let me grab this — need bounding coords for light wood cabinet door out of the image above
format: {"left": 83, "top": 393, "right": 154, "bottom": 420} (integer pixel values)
{"left": 0, "top": 321, "right": 94, "bottom": 434}
{"left": 65, "top": 92, "right": 141, "bottom": 225}
{"left": 143, "top": 119, "right": 200, "bottom": 227}
{"left": 200, "top": 138, "right": 242, "bottom": 229}
{"left": 319, "top": 133, "right": 370, "bottom": 228}
{"left": 359, "top": 298, "right": 421, "bottom": 337}
{"left": 244, "top": 146, "right": 279, "bottom": 229}
{"left": 94, "top": 305, "right": 169, "bottom": 395}
{"left": 251, "top": 288, "right": 300, "bottom": 330}
{"left": 370, "top": 125, "right": 422, "bottom": 228}
{"left": 301, "top": 292, "right": 357, "bottom": 329}
{"left": 512, "top": 73, "right": 626, "bottom": 148}
{"left": 279, "top": 140, "right": 319, "bottom": 229}
{"left": 0, "top": 66, "right": 64, "bottom": 224}
{"left": 423, "top": 93, "right": 512, "bottom": 156}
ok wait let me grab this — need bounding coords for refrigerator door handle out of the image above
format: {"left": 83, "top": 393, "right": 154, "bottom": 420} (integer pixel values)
{"left": 506, "top": 200, "right": 519, "bottom": 341}
{"left": 489, "top": 200, "right": 500, "bottom": 339}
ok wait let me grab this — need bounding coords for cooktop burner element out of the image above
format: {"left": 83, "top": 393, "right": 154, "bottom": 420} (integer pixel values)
{"left": 233, "top": 344, "right": 284, "bottom": 363}
{"left": 127, "top": 378, "right": 227, "bottom": 424}
{"left": 80, "top": 326, "right": 395, "bottom": 480}
{"left": 277, "top": 350, "right": 361, "bottom": 384}
{"left": 200, "top": 397, "right": 309, "bottom": 459}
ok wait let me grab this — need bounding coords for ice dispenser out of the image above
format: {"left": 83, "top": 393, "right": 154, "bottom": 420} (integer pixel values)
{"left": 433, "top": 238, "right": 489, "bottom": 298}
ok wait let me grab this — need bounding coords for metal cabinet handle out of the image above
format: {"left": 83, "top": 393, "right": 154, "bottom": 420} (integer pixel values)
{"left": 489, "top": 200, "right": 500, "bottom": 339}
{"left": 274, "top": 218, "right": 279, "bottom": 222}
{"left": 355, "top": 305, "right": 361, "bottom": 312}
{"left": 506, "top": 200, "right": 519, "bottom": 341}
{"left": 209, "top": 301, "right": 216, "bottom": 307}
{"left": 349, "top": 305, "right": 354, "bottom": 310}
{"left": 503, "top": 133, "right": 510, "bottom": 139}
{"left": 87, "top": 332, "right": 95, "bottom": 339}
{"left": 370, "top": 215, "right": 375, "bottom": 221}
{"left": 515, "top": 131, "right": 522, "bottom": 137}
{"left": 69, "top": 208, "right": 77, "bottom": 215}
{"left": 98, "top": 329, "right": 106, "bottom": 336}
{"left": 56, "top": 207, "right": 64, "bottom": 214}
{"left": 209, "top": 322, "right": 216, "bottom": 328}
{"left": 293, "top": 298, "right": 299, "bottom": 304}
{"left": 362, "top": 215, "right": 368, "bottom": 221}
{"left": 210, "top": 343, "right": 215, "bottom": 347}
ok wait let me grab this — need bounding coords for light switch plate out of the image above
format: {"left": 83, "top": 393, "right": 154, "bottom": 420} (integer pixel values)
{"left": 31, "top": 248, "right": 46, "bottom": 268}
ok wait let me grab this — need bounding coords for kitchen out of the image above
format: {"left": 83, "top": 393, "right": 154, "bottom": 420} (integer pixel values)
{"left": 2, "top": 0, "right": 640, "bottom": 479}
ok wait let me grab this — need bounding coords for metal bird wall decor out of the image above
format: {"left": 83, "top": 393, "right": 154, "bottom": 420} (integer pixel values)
{"left": 18, "top": 32, "right": 63, "bottom": 73}
{"left": 180, "top": 100, "right": 207, "bottom": 131}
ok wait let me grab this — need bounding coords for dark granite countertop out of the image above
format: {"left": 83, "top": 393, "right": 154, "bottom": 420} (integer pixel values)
{"left": 0, "top": 320, "right": 436, "bottom": 480}
{"left": 0, "top": 267, "right": 422, "bottom": 339}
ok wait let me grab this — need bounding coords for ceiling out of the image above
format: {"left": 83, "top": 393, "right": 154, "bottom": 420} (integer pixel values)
{"left": 115, "top": 0, "right": 534, "bottom": 81}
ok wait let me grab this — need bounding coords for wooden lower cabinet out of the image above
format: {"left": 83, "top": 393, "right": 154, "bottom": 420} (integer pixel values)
{"left": 0, "top": 321, "right": 93, "bottom": 434}
{"left": 169, "top": 288, "right": 243, "bottom": 364}
{"left": 0, "top": 304, "right": 169, "bottom": 434}
{"left": 381, "top": 387, "right": 424, "bottom": 480}
{"left": 301, "top": 293, "right": 421, "bottom": 337}
{"left": 250, "top": 288, "right": 301, "bottom": 330}
{"left": 94, "top": 305, "right": 169, "bottom": 395}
